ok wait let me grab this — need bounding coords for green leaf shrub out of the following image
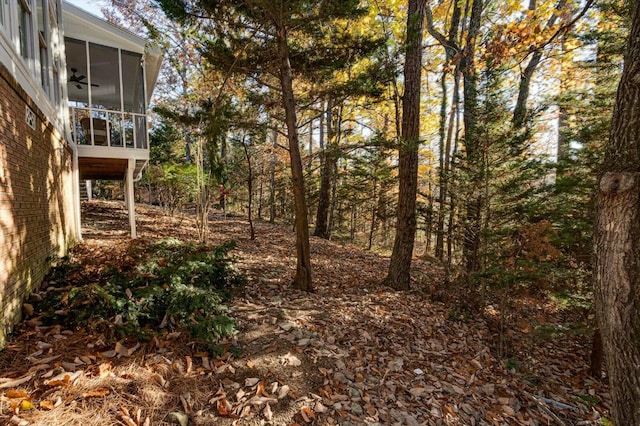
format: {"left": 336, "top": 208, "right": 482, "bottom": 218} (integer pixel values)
{"left": 38, "top": 239, "right": 244, "bottom": 352}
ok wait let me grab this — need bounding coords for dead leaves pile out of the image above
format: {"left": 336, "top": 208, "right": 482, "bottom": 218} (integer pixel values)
{"left": 233, "top": 284, "right": 610, "bottom": 425}
{"left": 0, "top": 201, "right": 613, "bottom": 425}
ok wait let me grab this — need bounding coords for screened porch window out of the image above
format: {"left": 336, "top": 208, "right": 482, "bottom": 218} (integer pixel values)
{"left": 66, "top": 37, "right": 147, "bottom": 149}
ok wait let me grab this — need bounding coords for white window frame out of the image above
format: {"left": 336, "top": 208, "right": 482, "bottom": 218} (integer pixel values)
{"left": 0, "top": 0, "right": 9, "bottom": 31}
{"left": 17, "top": 0, "right": 34, "bottom": 67}
{"left": 0, "top": 0, "right": 68, "bottom": 137}
{"left": 37, "top": 0, "right": 49, "bottom": 94}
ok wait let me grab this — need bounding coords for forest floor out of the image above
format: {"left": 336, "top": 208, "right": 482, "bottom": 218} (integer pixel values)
{"left": 0, "top": 200, "right": 611, "bottom": 426}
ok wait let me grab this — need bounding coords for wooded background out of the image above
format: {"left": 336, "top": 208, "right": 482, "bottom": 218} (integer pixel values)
{"left": 94, "top": 0, "right": 636, "bottom": 421}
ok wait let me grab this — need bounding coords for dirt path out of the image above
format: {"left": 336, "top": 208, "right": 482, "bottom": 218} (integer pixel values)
{"left": 0, "top": 201, "right": 610, "bottom": 425}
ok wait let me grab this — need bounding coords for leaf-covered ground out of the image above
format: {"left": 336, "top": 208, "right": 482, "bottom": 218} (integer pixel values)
{"left": 0, "top": 200, "right": 610, "bottom": 425}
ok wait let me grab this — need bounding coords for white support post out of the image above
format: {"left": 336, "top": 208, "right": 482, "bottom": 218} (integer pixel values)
{"left": 85, "top": 180, "right": 92, "bottom": 201}
{"left": 125, "top": 158, "right": 137, "bottom": 239}
{"left": 72, "top": 146, "right": 83, "bottom": 243}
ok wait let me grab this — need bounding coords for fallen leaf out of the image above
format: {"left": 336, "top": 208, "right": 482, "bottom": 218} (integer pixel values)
{"left": 280, "top": 352, "right": 301, "bottom": 367}
{"left": 245, "top": 377, "right": 260, "bottom": 387}
{"left": 9, "top": 415, "right": 28, "bottom": 426}
{"left": 248, "top": 396, "right": 278, "bottom": 406}
{"left": 62, "top": 361, "right": 78, "bottom": 371}
{"left": 40, "top": 400, "right": 55, "bottom": 410}
{"left": 46, "top": 380, "right": 69, "bottom": 388}
{"left": 115, "top": 342, "right": 129, "bottom": 357}
{"left": 0, "top": 375, "right": 33, "bottom": 389}
{"left": 470, "top": 359, "right": 483, "bottom": 369}
{"left": 26, "top": 318, "right": 42, "bottom": 327}
{"left": 263, "top": 403, "right": 273, "bottom": 421}
{"left": 5, "top": 389, "right": 29, "bottom": 399}
{"left": 19, "top": 400, "right": 34, "bottom": 411}
{"left": 246, "top": 359, "right": 255, "bottom": 369}
{"left": 23, "top": 304, "right": 34, "bottom": 316}
{"left": 256, "top": 380, "right": 270, "bottom": 397}
{"left": 217, "top": 398, "right": 239, "bottom": 418}
{"left": 98, "top": 362, "right": 113, "bottom": 378}
{"left": 409, "top": 387, "right": 426, "bottom": 397}
{"left": 185, "top": 356, "right": 193, "bottom": 375}
{"left": 301, "top": 406, "right": 315, "bottom": 423}
{"left": 239, "top": 405, "right": 251, "bottom": 418}
{"left": 45, "top": 371, "right": 81, "bottom": 386}
{"left": 150, "top": 373, "right": 166, "bottom": 388}
{"left": 82, "top": 388, "right": 110, "bottom": 398}
{"left": 31, "top": 354, "right": 60, "bottom": 365}
{"left": 502, "top": 405, "right": 516, "bottom": 416}
{"left": 202, "top": 357, "right": 211, "bottom": 370}
{"left": 121, "top": 415, "right": 136, "bottom": 426}
{"left": 278, "top": 385, "right": 290, "bottom": 399}
{"left": 314, "top": 401, "right": 328, "bottom": 413}
{"left": 128, "top": 343, "right": 140, "bottom": 356}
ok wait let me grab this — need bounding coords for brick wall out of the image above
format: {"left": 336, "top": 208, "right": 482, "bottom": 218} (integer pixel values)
{"left": 0, "top": 63, "right": 79, "bottom": 347}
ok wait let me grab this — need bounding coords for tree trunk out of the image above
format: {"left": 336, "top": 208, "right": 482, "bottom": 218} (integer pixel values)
{"left": 308, "top": 119, "right": 313, "bottom": 172}
{"left": 436, "top": 66, "right": 461, "bottom": 261}
{"left": 328, "top": 159, "right": 339, "bottom": 237}
{"left": 436, "top": 71, "right": 448, "bottom": 260}
{"left": 594, "top": 3, "right": 640, "bottom": 423}
{"left": 557, "top": 39, "right": 571, "bottom": 164}
{"left": 269, "top": 127, "right": 277, "bottom": 223}
{"left": 383, "top": 0, "right": 426, "bottom": 290}
{"left": 424, "top": 179, "right": 434, "bottom": 254}
{"left": 513, "top": 0, "right": 568, "bottom": 129}
{"left": 277, "top": 26, "right": 313, "bottom": 291}
{"left": 590, "top": 328, "right": 603, "bottom": 378}
{"left": 241, "top": 136, "right": 255, "bottom": 240}
{"left": 257, "top": 161, "right": 264, "bottom": 220}
{"left": 314, "top": 100, "right": 341, "bottom": 239}
{"left": 314, "top": 102, "right": 336, "bottom": 238}
{"left": 432, "top": 0, "right": 461, "bottom": 261}
{"left": 368, "top": 173, "right": 378, "bottom": 250}
{"left": 461, "top": 0, "right": 483, "bottom": 279}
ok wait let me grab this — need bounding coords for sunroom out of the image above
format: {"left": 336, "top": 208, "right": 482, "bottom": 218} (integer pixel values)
{"left": 62, "top": 3, "right": 162, "bottom": 237}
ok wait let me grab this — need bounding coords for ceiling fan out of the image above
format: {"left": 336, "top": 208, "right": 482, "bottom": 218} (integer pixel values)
{"left": 68, "top": 68, "right": 100, "bottom": 89}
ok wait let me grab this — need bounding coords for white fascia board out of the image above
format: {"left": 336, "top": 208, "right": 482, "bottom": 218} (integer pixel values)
{"left": 144, "top": 45, "right": 163, "bottom": 103}
{"left": 61, "top": 2, "right": 146, "bottom": 54}
{"left": 76, "top": 145, "right": 150, "bottom": 160}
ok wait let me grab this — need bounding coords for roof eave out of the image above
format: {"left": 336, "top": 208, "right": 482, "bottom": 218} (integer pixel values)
{"left": 62, "top": 1, "right": 147, "bottom": 52}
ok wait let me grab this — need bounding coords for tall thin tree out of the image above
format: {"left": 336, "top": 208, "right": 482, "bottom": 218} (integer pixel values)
{"left": 594, "top": 1, "right": 640, "bottom": 423}
{"left": 383, "top": 0, "right": 426, "bottom": 290}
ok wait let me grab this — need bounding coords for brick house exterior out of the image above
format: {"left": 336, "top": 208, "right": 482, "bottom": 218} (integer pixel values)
{"left": 0, "top": 1, "right": 161, "bottom": 348}
{"left": 0, "top": 63, "right": 77, "bottom": 346}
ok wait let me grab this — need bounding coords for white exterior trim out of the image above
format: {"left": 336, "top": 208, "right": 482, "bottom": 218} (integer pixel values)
{"left": 76, "top": 144, "right": 149, "bottom": 160}
{"left": 0, "top": 14, "right": 66, "bottom": 135}
{"left": 62, "top": 2, "right": 145, "bottom": 53}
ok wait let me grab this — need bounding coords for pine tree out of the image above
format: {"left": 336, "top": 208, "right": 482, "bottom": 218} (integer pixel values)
{"left": 383, "top": 0, "right": 426, "bottom": 290}
{"left": 157, "top": 0, "right": 383, "bottom": 291}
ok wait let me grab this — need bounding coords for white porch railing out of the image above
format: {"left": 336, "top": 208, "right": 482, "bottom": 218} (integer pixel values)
{"left": 69, "top": 106, "right": 148, "bottom": 149}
